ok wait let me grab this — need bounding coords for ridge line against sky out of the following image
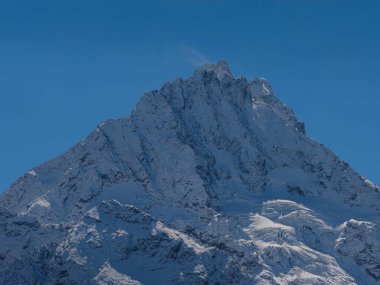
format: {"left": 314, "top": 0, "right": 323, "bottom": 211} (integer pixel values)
{"left": 0, "top": 0, "right": 379, "bottom": 191}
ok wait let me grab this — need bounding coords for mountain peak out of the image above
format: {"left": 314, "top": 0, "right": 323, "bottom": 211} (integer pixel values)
{"left": 1, "top": 63, "right": 380, "bottom": 284}
{"left": 193, "top": 60, "right": 233, "bottom": 81}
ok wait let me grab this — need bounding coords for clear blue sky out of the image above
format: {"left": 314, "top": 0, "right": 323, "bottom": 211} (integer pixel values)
{"left": 1, "top": 0, "right": 379, "bottom": 192}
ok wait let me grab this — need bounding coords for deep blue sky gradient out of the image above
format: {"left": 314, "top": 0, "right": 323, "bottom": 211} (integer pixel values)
{"left": 1, "top": 0, "right": 379, "bottom": 191}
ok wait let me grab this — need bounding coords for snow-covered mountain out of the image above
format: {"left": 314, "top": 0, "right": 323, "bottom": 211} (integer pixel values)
{"left": 1, "top": 61, "right": 379, "bottom": 284}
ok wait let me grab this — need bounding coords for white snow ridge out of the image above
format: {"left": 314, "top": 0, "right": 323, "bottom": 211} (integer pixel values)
{"left": 0, "top": 61, "right": 379, "bottom": 284}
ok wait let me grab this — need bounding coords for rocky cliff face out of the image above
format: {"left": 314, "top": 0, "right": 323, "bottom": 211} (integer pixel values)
{"left": 0, "top": 61, "right": 379, "bottom": 284}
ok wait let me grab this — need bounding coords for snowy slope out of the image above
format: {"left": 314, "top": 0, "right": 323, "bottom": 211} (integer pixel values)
{"left": 0, "top": 61, "right": 379, "bottom": 284}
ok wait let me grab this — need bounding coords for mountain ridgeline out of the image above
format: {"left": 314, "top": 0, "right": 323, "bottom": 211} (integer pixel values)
{"left": 0, "top": 62, "right": 379, "bottom": 284}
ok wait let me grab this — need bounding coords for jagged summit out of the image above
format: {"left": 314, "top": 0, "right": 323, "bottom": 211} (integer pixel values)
{"left": 193, "top": 60, "right": 233, "bottom": 81}
{"left": 0, "top": 62, "right": 379, "bottom": 284}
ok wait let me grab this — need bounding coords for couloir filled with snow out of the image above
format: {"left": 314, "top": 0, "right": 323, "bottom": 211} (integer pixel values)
{"left": 0, "top": 61, "right": 379, "bottom": 284}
